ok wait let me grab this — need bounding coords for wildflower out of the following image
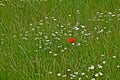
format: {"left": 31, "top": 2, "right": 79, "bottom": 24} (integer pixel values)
{"left": 76, "top": 22, "right": 79, "bottom": 26}
{"left": 108, "top": 12, "right": 112, "bottom": 15}
{"left": 49, "top": 71, "right": 52, "bottom": 74}
{"left": 88, "top": 65, "right": 95, "bottom": 70}
{"left": 60, "top": 25, "right": 64, "bottom": 28}
{"left": 95, "top": 73, "right": 99, "bottom": 77}
{"left": 61, "top": 50, "right": 64, "bottom": 52}
{"left": 99, "top": 72, "right": 103, "bottom": 76}
{"left": 45, "top": 16, "right": 48, "bottom": 19}
{"left": 53, "top": 54, "right": 58, "bottom": 57}
{"left": 81, "top": 25, "right": 85, "bottom": 28}
{"left": 57, "top": 45, "right": 61, "bottom": 48}
{"left": 96, "top": 37, "right": 99, "bottom": 40}
{"left": 70, "top": 74, "right": 76, "bottom": 78}
{"left": 101, "top": 54, "right": 105, "bottom": 57}
{"left": 98, "top": 64, "right": 103, "bottom": 69}
{"left": 32, "top": 28, "right": 35, "bottom": 31}
{"left": 74, "top": 72, "right": 78, "bottom": 75}
{"left": 68, "top": 38, "right": 75, "bottom": 43}
{"left": 72, "top": 43, "right": 75, "bottom": 45}
{"left": 102, "top": 61, "right": 106, "bottom": 64}
{"left": 117, "top": 65, "right": 120, "bottom": 68}
{"left": 49, "top": 51, "right": 52, "bottom": 54}
{"left": 57, "top": 73, "right": 61, "bottom": 77}
{"left": 81, "top": 72, "right": 85, "bottom": 76}
{"left": 67, "top": 69, "right": 71, "bottom": 71}
{"left": 62, "top": 74, "right": 67, "bottom": 77}
{"left": 53, "top": 18, "right": 57, "bottom": 21}
{"left": 30, "top": 23, "right": 33, "bottom": 26}
{"left": 73, "top": 26, "right": 79, "bottom": 30}
{"left": 64, "top": 47, "right": 67, "bottom": 50}
{"left": 78, "top": 77, "right": 82, "bottom": 80}
{"left": 22, "top": 37, "right": 28, "bottom": 40}
{"left": 39, "top": 46, "right": 42, "bottom": 49}
{"left": 69, "top": 15, "right": 71, "bottom": 17}
{"left": 77, "top": 43, "right": 81, "bottom": 46}
{"left": 112, "top": 55, "right": 117, "bottom": 59}
{"left": 98, "top": 29, "right": 104, "bottom": 33}
{"left": 70, "top": 77, "right": 74, "bottom": 79}
{"left": 76, "top": 10, "right": 80, "bottom": 14}
{"left": 72, "top": 74, "right": 76, "bottom": 77}
{"left": 68, "top": 34, "right": 72, "bottom": 36}
{"left": 51, "top": 33, "right": 56, "bottom": 36}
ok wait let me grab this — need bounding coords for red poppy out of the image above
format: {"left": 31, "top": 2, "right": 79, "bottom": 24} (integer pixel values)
{"left": 68, "top": 38, "right": 75, "bottom": 43}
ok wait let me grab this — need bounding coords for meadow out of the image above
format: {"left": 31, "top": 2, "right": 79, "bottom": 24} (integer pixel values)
{"left": 0, "top": 0, "right": 120, "bottom": 80}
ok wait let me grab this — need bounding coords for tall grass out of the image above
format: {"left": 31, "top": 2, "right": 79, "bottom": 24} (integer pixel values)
{"left": 0, "top": 0, "right": 120, "bottom": 80}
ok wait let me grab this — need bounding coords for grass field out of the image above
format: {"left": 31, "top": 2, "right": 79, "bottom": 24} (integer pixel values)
{"left": 0, "top": 0, "right": 120, "bottom": 80}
